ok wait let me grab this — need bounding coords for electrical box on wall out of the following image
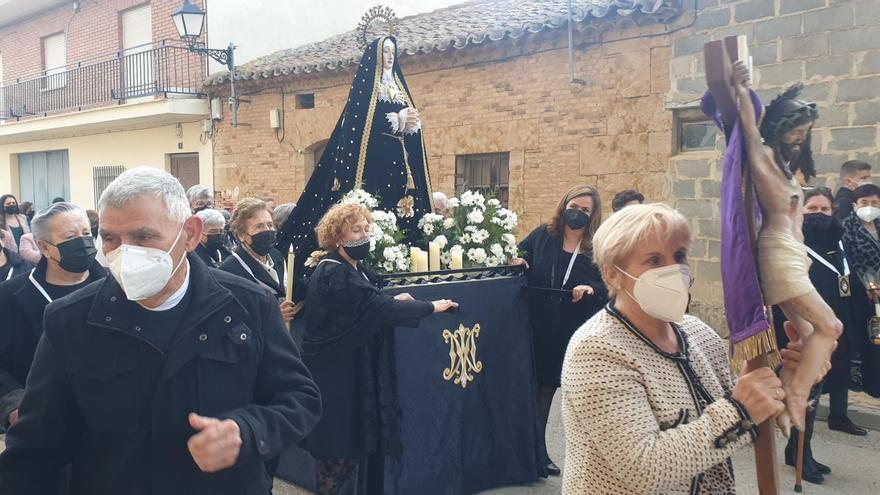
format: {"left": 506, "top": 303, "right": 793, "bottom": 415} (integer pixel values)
{"left": 269, "top": 108, "right": 282, "bottom": 129}
{"left": 210, "top": 98, "right": 223, "bottom": 120}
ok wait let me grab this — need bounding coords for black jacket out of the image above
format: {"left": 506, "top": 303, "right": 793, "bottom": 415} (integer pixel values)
{"left": 0, "top": 254, "right": 322, "bottom": 495}
{"left": 518, "top": 225, "right": 608, "bottom": 387}
{"left": 0, "top": 258, "right": 106, "bottom": 424}
{"left": 194, "top": 242, "right": 231, "bottom": 268}
{"left": 834, "top": 187, "right": 856, "bottom": 221}
{"left": 302, "top": 251, "right": 433, "bottom": 459}
{"left": 217, "top": 246, "right": 287, "bottom": 300}
{"left": 0, "top": 248, "right": 33, "bottom": 281}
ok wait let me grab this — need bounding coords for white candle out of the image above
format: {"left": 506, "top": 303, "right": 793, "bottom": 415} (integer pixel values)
{"left": 429, "top": 242, "right": 441, "bottom": 272}
{"left": 285, "top": 246, "right": 295, "bottom": 301}
{"left": 410, "top": 246, "right": 420, "bottom": 272}
{"left": 451, "top": 250, "right": 463, "bottom": 270}
{"left": 419, "top": 250, "right": 430, "bottom": 272}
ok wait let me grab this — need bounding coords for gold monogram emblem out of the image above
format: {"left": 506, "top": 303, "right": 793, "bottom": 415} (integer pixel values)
{"left": 442, "top": 324, "right": 483, "bottom": 389}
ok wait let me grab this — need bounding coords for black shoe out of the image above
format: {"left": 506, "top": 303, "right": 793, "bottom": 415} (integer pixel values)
{"left": 801, "top": 467, "right": 824, "bottom": 485}
{"left": 811, "top": 458, "right": 831, "bottom": 475}
{"left": 546, "top": 461, "right": 561, "bottom": 476}
{"left": 828, "top": 417, "right": 868, "bottom": 436}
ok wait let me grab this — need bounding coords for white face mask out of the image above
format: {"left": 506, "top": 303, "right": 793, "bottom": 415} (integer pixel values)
{"left": 106, "top": 228, "right": 186, "bottom": 301}
{"left": 616, "top": 264, "right": 691, "bottom": 322}
{"left": 856, "top": 206, "right": 880, "bottom": 223}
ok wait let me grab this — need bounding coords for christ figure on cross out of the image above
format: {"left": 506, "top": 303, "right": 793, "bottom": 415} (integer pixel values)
{"left": 731, "top": 61, "right": 842, "bottom": 432}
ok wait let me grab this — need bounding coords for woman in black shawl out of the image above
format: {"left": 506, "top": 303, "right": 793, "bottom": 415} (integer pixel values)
{"left": 512, "top": 184, "right": 608, "bottom": 475}
{"left": 303, "top": 203, "right": 456, "bottom": 494}
{"left": 277, "top": 36, "right": 433, "bottom": 294}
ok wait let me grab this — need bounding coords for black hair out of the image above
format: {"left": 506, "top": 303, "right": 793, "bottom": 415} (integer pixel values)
{"left": 760, "top": 84, "right": 819, "bottom": 181}
{"left": 611, "top": 189, "right": 645, "bottom": 212}
{"left": 854, "top": 183, "right": 880, "bottom": 202}
{"left": 803, "top": 186, "right": 833, "bottom": 206}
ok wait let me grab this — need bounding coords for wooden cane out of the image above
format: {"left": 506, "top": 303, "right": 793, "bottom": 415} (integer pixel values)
{"left": 794, "top": 428, "right": 805, "bottom": 493}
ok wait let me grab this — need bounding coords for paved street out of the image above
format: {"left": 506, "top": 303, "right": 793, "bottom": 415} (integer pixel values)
{"left": 2, "top": 393, "right": 877, "bottom": 494}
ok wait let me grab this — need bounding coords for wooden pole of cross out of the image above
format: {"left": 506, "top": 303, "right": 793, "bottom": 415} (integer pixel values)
{"left": 704, "top": 35, "right": 780, "bottom": 495}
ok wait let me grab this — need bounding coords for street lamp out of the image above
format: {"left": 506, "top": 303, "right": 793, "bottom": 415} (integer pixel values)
{"left": 172, "top": 0, "right": 239, "bottom": 127}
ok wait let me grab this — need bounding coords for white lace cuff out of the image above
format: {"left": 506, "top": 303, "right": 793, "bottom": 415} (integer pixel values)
{"left": 385, "top": 111, "right": 402, "bottom": 133}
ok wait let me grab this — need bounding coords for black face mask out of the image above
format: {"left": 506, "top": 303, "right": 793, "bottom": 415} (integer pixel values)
{"left": 205, "top": 233, "right": 225, "bottom": 251}
{"left": 248, "top": 230, "right": 276, "bottom": 257}
{"left": 342, "top": 237, "right": 371, "bottom": 260}
{"left": 51, "top": 236, "right": 97, "bottom": 273}
{"left": 563, "top": 208, "right": 590, "bottom": 230}
{"left": 803, "top": 212, "right": 843, "bottom": 244}
{"left": 4, "top": 205, "right": 19, "bottom": 215}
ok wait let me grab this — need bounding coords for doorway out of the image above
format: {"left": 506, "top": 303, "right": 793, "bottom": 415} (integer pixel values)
{"left": 169, "top": 153, "right": 200, "bottom": 191}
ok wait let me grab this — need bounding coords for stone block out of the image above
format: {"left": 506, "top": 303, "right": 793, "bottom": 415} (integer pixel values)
{"left": 677, "top": 75, "right": 707, "bottom": 94}
{"left": 780, "top": 0, "right": 824, "bottom": 15}
{"left": 861, "top": 51, "right": 880, "bottom": 75}
{"left": 698, "top": 218, "right": 722, "bottom": 239}
{"left": 804, "top": 5, "right": 854, "bottom": 34}
{"left": 854, "top": 102, "right": 880, "bottom": 126}
{"left": 782, "top": 34, "right": 828, "bottom": 60}
{"left": 735, "top": 0, "right": 775, "bottom": 22}
{"left": 700, "top": 180, "right": 722, "bottom": 198}
{"left": 697, "top": 0, "right": 719, "bottom": 9}
{"left": 813, "top": 153, "right": 847, "bottom": 175}
{"left": 838, "top": 76, "right": 880, "bottom": 102}
{"left": 676, "top": 159, "right": 712, "bottom": 178}
{"left": 757, "top": 61, "right": 803, "bottom": 86}
{"left": 855, "top": 152, "right": 880, "bottom": 165}
{"left": 805, "top": 55, "right": 852, "bottom": 79}
{"left": 677, "top": 199, "right": 716, "bottom": 219}
{"left": 579, "top": 133, "right": 655, "bottom": 175}
{"left": 855, "top": 0, "right": 880, "bottom": 25}
{"left": 695, "top": 259, "right": 723, "bottom": 283}
{"left": 800, "top": 82, "right": 832, "bottom": 103}
{"left": 816, "top": 104, "right": 849, "bottom": 128}
{"left": 690, "top": 238, "right": 708, "bottom": 258}
{"left": 616, "top": 51, "right": 651, "bottom": 97}
{"left": 830, "top": 127, "right": 877, "bottom": 151}
{"left": 674, "top": 179, "right": 696, "bottom": 198}
{"left": 670, "top": 55, "right": 696, "bottom": 79}
{"left": 830, "top": 26, "right": 880, "bottom": 54}
{"left": 673, "top": 33, "right": 711, "bottom": 57}
{"left": 712, "top": 24, "right": 755, "bottom": 42}
{"left": 708, "top": 240, "right": 722, "bottom": 260}
{"left": 694, "top": 7, "right": 731, "bottom": 31}
{"left": 752, "top": 41, "right": 778, "bottom": 66}
{"left": 755, "top": 15, "right": 802, "bottom": 43}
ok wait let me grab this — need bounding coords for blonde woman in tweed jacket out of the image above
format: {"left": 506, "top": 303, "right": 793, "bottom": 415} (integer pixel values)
{"left": 561, "top": 204, "right": 817, "bottom": 494}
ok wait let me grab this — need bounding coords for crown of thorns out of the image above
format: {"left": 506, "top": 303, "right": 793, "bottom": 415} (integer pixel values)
{"left": 357, "top": 5, "right": 397, "bottom": 49}
{"left": 760, "top": 83, "right": 819, "bottom": 141}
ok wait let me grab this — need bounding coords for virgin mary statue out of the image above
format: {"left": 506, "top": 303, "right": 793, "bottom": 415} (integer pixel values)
{"left": 277, "top": 36, "right": 433, "bottom": 284}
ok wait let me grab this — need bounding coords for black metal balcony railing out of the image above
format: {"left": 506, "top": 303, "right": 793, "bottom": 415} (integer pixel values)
{"left": 0, "top": 40, "right": 206, "bottom": 121}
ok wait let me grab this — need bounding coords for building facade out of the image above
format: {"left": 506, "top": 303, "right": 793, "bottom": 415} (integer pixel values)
{"left": 0, "top": 0, "right": 213, "bottom": 210}
{"left": 208, "top": 0, "right": 879, "bottom": 333}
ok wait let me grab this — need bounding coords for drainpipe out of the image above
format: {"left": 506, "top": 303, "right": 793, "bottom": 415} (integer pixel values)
{"left": 567, "top": 0, "right": 586, "bottom": 85}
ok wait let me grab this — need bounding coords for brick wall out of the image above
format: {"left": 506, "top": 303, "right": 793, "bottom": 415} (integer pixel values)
{"left": 0, "top": 0, "right": 205, "bottom": 92}
{"left": 210, "top": 21, "right": 675, "bottom": 229}
{"left": 669, "top": 0, "right": 880, "bottom": 334}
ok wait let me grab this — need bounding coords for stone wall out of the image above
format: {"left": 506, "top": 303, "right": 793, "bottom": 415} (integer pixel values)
{"left": 669, "top": 0, "right": 880, "bottom": 335}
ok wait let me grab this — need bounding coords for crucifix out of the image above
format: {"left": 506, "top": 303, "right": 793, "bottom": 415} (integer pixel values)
{"left": 704, "top": 35, "right": 842, "bottom": 494}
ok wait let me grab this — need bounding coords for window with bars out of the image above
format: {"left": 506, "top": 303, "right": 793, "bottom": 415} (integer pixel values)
{"left": 454, "top": 152, "right": 510, "bottom": 207}
{"left": 93, "top": 165, "right": 126, "bottom": 207}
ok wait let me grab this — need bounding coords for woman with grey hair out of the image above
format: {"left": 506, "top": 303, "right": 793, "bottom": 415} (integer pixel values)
{"left": 560, "top": 203, "right": 825, "bottom": 494}
{"left": 194, "top": 208, "right": 230, "bottom": 267}
{"left": 272, "top": 203, "right": 296, "bottom": 229}
{"left": 0, "top": 202, "right": 105, "bottom": 430}
{"left": 186, "top": 184, "right": 214, "bottom": 213}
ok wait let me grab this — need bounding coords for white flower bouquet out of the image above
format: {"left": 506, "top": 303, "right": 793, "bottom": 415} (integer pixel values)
{"left": 339, "top": 189, "right": 410, "bottom": 274}
{"left": 419, "top": 190, "right": 519, "bottom": 268}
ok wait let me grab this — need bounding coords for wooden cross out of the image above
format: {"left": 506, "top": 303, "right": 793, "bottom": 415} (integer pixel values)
{"left": 703, "top": 35, "right": 780, "bottom": 495}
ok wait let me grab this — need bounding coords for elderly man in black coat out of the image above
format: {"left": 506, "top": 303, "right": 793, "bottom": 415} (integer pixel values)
{"left": 0, "top": 168, "right": 322, "bottom": 495}
{"left": 0, "top": 202, "right": 105, "bottom": 429}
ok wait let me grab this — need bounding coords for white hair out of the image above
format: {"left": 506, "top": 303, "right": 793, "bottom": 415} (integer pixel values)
{"left": 432, "top": 191, "right": 448, "bottom": 208}
{"left": 31, "top": 202, "right": 89, "bottom": 242}
{"left": 186, "top": 184, "right": 213, "bottom": 204}
{"left": 196, "top": 208, "right": 225, "bottom": 228}
{"left": 272, "top": 202, "right": 296, "bottom": 227}
{"left": 99, "top": 167, "right": 191, "bottom": 224}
